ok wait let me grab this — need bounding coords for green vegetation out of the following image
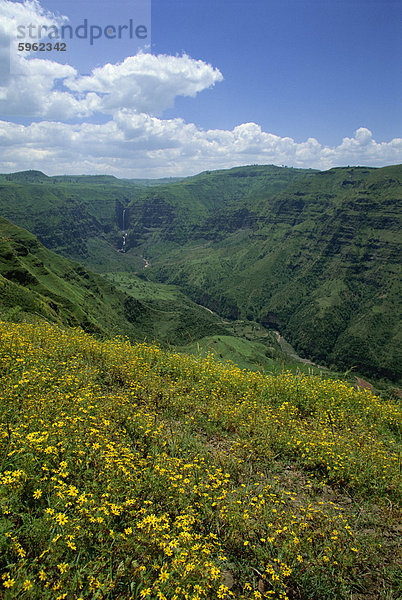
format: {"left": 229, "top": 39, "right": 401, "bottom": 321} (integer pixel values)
{"left": 0, "top": 321, "right": 400, "bottom": 599}
{"left": 0, "top": 216, "right": 153, "bottom": 339}
{"left": 179, "top": 334, "right": 276, "bottom": 373}
{"left": 0, "top": 164, "right": 400, "bottom": 598}
{"left": 0, "top": 163, "right": 401, "bottom": 384}
{"left": 0, "top": 218, "right": 224, "bottom": 347}
{"left": 0, "top": 165, "right": 314, "bottom": 270}
{"left": 142, "top": 166, "right": 402, "bottom": 383}
{"left": 0, "top": 217, "right": 311, "bottom": 377}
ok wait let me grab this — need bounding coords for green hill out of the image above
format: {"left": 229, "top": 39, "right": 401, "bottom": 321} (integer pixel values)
{"left": 143, "top": 165, "right": 402, "bottom": 382}
{"left": 0, "top": 217, "right": 305, "bottom": 375}
{"left": 0, "top": 165, "right": 314, "bottom": 270}
{"left": 0, "top": 164, "right": 400, "bottom": 382}
{"left": 0, "top": 164, "right": 400, "bottom": 598}
{"left": 0, "top": 170, "right": 50, "bottom": 184}
{"left": 0, "top": 216, "right": 153, "bottom": 338}
{"left": 0, "top": 217, "right": 227, "bottom": 347}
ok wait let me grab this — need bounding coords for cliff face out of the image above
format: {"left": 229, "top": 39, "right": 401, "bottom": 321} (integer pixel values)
{"left": 0, "top": 217, "right": 154, "bottom": 337}
{"left": 0, "top": 164, "right": 400, "bottom": 381}
{"left": 0, "top": 217, "right": 225, "bottom": 348}
{"left": 0, "top": 165, "right": 311, "bottom": 260}
{"left": 143, "top": 165, "right": 402, "bottom": 381}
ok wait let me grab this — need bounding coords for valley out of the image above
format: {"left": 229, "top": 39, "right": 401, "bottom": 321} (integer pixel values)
{"left": 0, "top": 163, "right": 400, "bottom": 386}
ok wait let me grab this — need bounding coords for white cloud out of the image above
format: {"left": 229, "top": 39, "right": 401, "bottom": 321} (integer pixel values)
{"left": 0, "top": 0, "right": 66, "bottom": 43}
{"left": 0, "top": 58, "right": 88, "bottom": 119}
{"left": 0, "top": 116, "right": 400, "bottom": 178}
{"left": 1, "top": 1, "right": 222, "bottom": 119}
{"left": 0, "top": 50, "right": 223, "bottom": 119}
{"left": 65, "top": 53, "right": 223, "bottom": 116}
{"left": 0, "top": 0, "right": 78, "bottom": 116}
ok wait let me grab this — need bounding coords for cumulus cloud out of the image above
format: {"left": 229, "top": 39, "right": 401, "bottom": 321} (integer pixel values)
{"left": 64, "top": 53, "right": 223, "bottom": 116}
{"left": 0, "top": 50, "right": 223, "bottom": 119}
{"left": 0, "top": 116, "right": 401, "bottom": 178}
{"left": 0, "top": 0, "right": 65, "bottom": 43}
{"left": 0, "top": 0, "right": 77, "bottom": 115}
{"left": 0, "top": 58, "right": 89, "bottom": 119}
{"left": 0, "top": 1, "right": 222, "bottom": 119}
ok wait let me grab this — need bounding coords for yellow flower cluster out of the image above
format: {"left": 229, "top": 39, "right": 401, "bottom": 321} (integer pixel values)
{"left": 0, "top": 322, "right": 399, "bottom": 599}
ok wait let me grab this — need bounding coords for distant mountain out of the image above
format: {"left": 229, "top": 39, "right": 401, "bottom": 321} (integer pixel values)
{"left": 121, "top": 176, "right": 186, "bottom": 186}
{"left": 0, "top": 164, "right": 314, "bottom": 270}
{"left": 0, "top": 163, "right": 400, "bottom": 381}
{"left": 50, "top": 175, "right": 122, "bottom": 185}
{"left": 0, "top": 170, "right": 50, "bottom": 183}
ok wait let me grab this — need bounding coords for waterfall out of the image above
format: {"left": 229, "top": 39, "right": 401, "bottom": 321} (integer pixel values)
{"left": 120, "top": 232, "right": 128, "bottom": 252}
{"left": 120, "top": 209, "right": 127, "bottom": 252}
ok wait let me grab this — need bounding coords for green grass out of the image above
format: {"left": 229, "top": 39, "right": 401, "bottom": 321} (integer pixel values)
{"left": 0, "top": 218, "right": 334, "bottom": 382}
{"left": 143, "top": 165, "right": 402, "bottom": 383}
{"left": 178, "top": 335, "right": 277, "bottom": 372}
{"left": 104, "top": 273, "right": 186, "bottom": 302}
{"left": 0, "top": 217, "right": 155, "bottom": 340}
{"left": 0, "top": 218, "right": 233, "bottom": 351}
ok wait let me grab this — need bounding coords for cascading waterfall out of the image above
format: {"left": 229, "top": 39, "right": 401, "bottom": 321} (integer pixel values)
{"left": 121, "top": 208, "right": 127, "bottom": 251}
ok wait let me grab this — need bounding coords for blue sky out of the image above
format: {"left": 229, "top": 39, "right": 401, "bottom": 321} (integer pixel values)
{"left": 0, "top": 0, "right": 401, "bottom": 176}
{"left": 155, "top": 0, "right": 401, "bottom": 144}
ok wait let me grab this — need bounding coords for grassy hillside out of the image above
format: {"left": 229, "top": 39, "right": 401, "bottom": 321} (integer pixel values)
{"left": 0, "top": 175, "right": 140, "bottom": 270}
{"left": 143, "top": 165, "right": 402, "bottom": 383}
{"left": 0, "top": 166, "right": 314, "bottom": 270}
{"left": 0, "top": 216, "right": 154, "bottom": 339}
{"left": 0, "top": 321, "right": 400, "bottom": 599}
{"left": 101, "top": 273, "right": 332, "bottom": 376}
{"left": 0, "top": 218, "right": 226, "bottom": 347}
{"left": 0, "top": 217, "right": 328, "bottom": 376}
